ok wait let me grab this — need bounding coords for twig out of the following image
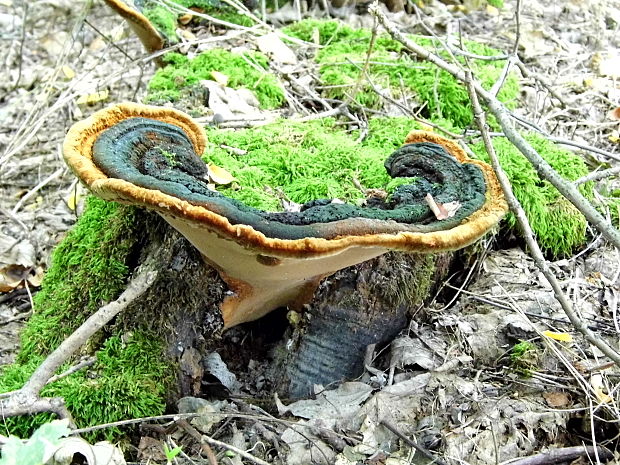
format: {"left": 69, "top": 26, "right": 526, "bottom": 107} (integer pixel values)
{"left": 201, "top": 434, "right": 271, "bottom": 465}
{"left": 0, "top": 269, "right": 157, "bottom": 418}
{"left": 380, "top": 420, "right": 447, "bottom": 465}
{"left": 177, "top": 420, "right": 219, "bottom": 465}
{"left": 575, "top": 165, "right": 620, "bottom": 185}
{"left": 499, "top": 445, "right": 613, "bottom": 465}
{"left": 514, "top": 61, "right": 567, "bottom": 107}
{"left": 463, "top": 70, "right": 620, "bottom": 365}
{"left": 10, "top": 2, "right": 28, "bottom": 92}
{"left": 12, "top": 167, "right": 65, "bottom": 214}
{"left": 368, "top": 2, "right": 620, "bottom": 251}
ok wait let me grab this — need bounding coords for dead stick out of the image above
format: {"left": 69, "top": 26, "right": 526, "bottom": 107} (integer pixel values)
{"left": 201, "top": 434, "right": 271, "bottom": 465}
{"left": 463, "top": 68, "right": 620, "bottom": 366}
{"left": 499, "top": 445, "right": 613, "bottom": 465}
{"left": 380, "top": 420, "right": 447, "bottom": 465}
{"left": 0, "top": 269, "right": 157, "bottom": 418}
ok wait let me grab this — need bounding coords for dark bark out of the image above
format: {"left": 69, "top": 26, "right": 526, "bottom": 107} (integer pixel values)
{"left": 275, "top": 251, "right": 452, "bottom": 399}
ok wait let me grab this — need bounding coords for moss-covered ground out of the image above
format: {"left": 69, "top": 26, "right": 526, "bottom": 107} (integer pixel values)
{"left": 283, "top": 19, "right": 519, "bottom": 128}
{"left": 140, "top": 0, "right": 253, "bottom": 44}
{"left": 0, "top": 198, "right": 174, "bottom": 440}
{"left": 147, "top": 49, "right": 284, "bottom": 109}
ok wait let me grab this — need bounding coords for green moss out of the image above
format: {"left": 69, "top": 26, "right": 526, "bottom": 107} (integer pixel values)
{"left": 471, "top": 133, "right": 591, "bottom": 257}
{"left": 0, "top": 198, "right": 173, "bottom": 441}
{"left": 1, "top": 333, "right": 171, "bottom": 442}
{"left": 141, "top": 0, "right": 252, "bottom": 43}
{"left": 509, "top": 340, "right": 538, "bottom": 376}
{"left": 147, "top": 50, "right": 284, "bottom": 109}
{"left": 143, "top": 4, "right": 179, "bottom": 42}
{"left": 202, "top": 118, "right": 425, "bottom": 211}
{"left": 283, "top": 19, "right": 519, "bottom": 128}
{"left": 19, "top": 198, "right": 141, "bottom": 359}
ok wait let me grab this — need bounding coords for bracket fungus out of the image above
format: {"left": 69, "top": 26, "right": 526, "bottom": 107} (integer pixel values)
{"left": 63, "top": 103, "right": 507, "bottom": 393}
{"left": 103, "top": 0, "right": 164, "bottom": 55}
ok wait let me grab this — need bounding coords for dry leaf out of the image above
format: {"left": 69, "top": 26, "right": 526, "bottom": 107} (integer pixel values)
{"left": 179, "top": 29, "right": 196, "bottom": 40}
{"left": 609, "top": 130, "right": 620, "bottom": 144}
{"left": 592, "top": 52, "right": 620, "bottom": 78}
{"left": 178, "top": 13, "right": 193, "bottom": 25}
{"left": 256, "top": 32, "right": 298, "bottom": 65}
{"left": 62, "top": 65, "right": 75, "bottom": 79}
{"left": 591, "top": 374, "right": 612, "bottom": 403}
{"left": 0, "top": 265, "right": 25, "bottom": 292}
{"left": 0, "top": 265, "right": 42, "bottom": 292}
{"left": 542, "top": 391, "right": 571, "bottom": 408}
{"left": 67, "top": 189, "right": 82, "bottom": 211}
{"left": 76, "top": 90, "right": 109, "bottom": 105}
{"left": 608, "top": 107, "right": 620, "bottom": 120}
{"left": 207, "top": 164, "right": 236, "bottom": 184}
{"left": 425, "top": 193, "right": 461, "bottom": 220}
{"left": 210, "top": 71, "right": 229, "bottom": 87}
{"left": 542, "top": 330, "right": 573, "bottom": 342}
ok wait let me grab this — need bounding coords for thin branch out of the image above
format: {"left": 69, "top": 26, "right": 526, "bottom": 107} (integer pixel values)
{"left": 368, "top": 2, "right": 620, "bottom": 251}
{"left": 201, "top": 434, "right": 271, "bottom": 465}
{"left": 499, "top": 445, "right": 613, "bottom": 465}
{"left": 0, "top": 269, "right": 156, "bottom": 418}
{"left": 575, "top": 165, "right": 620, "bottom": 186}
{"left": 380, "top": 420, "right": 447, "bottom": 465}
{"left": 463, "top": 70, "right": 620, "bottom": 365}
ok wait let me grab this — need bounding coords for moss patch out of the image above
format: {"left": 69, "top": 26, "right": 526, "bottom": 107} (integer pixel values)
{"left": 18, "top": 198, "right": 139, "bottom": 359}
{"left": 203, "top": 118, "right": 424, "bottom": 211}
{"left": 1, "top": 198, "right": 173, "bottom": 440}
{"left": 471, "top": 133, "right": 591, "bottom": 257}
{"left": 147, "top": 49, "right": 284, "bottom": 109}
{"left": 141, "top": 0, "right": 253, "bottom": 43}
{"left": 283, "top": 19, "right": 519, "bottom": 128}
{"left": 0, "top": 332, "right": 170, "bottom": 441}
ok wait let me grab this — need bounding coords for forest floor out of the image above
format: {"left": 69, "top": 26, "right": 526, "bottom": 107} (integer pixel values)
{"left": 1, "top": 0, "right": 620, "bottom": 463}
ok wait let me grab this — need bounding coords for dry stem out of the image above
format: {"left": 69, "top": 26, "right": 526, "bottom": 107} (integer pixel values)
{"left": 0, "top": 269, "right": 156, "bottom": 419}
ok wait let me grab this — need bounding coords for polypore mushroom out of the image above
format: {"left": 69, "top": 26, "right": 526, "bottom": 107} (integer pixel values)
{"left": 103, "top": 0, "right": 164, "bottom": 56}
{"left": 63, "top": 102, "right": 507, "bottom": 394}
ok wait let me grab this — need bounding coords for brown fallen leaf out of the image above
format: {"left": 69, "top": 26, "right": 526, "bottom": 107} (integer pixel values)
{"left": 0, "top": 265, "right": 43, "bottom": 293}
{"left": 543, "top": 391, "right": 571, "bottom": 408}
{"left": 608, "top": 107, "right": 620, "bottom": 121}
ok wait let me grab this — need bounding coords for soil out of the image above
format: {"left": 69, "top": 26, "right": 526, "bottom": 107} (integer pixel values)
{"left": 1, "top": 0, "right": 620, "bottom": 463}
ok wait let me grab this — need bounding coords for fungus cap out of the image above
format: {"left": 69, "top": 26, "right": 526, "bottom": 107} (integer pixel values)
{"left": 63, "top": 103, "right": 507, "bottom": 328}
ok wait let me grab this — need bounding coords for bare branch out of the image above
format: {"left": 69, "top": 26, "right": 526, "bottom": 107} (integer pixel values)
{"left": 0, "top": 269, "right": 157, "bottom": 419}
{"left": 464, "top": 69, "right": 620, "bottom": 365}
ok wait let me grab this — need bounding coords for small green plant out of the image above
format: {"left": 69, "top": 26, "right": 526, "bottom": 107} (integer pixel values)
{"left": 164, "top": 443, "right": 183, "bottom": 463}
{"left": 509, "top": 340, "right": 539, "bottom": 376}
{"left": 0, "top": 420, "right": 69, "bottom": 465}
{"left": 161, "top": 149, "right": 178, "bottom": 166}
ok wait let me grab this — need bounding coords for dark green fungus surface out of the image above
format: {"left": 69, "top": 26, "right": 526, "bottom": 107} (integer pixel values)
{"left": 93, "top": 118, "right": 487, "bottom": 240}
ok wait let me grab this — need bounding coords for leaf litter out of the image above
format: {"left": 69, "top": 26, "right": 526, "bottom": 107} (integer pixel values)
{"left": 2, "top": 0, "right": 620, "bottom": 463}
